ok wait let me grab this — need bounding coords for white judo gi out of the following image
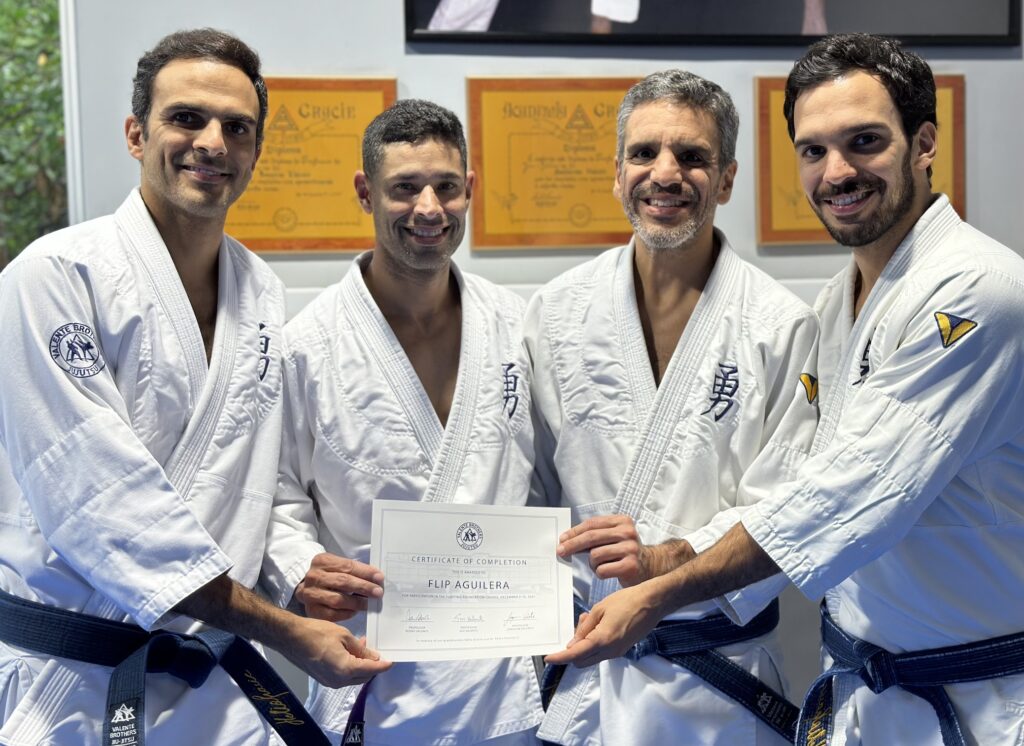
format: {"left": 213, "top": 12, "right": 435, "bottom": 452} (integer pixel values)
{"left": 525, "top": 235, "right": 820, "bottom": 746}
{"left": 733, "top": 196, "right": 1024, "bottom": 744}
{"left": 0, "top": 189, "right": 287, "bottom": 745}
{"left": 261, "top": 253, "right": 543, "bottom": 746}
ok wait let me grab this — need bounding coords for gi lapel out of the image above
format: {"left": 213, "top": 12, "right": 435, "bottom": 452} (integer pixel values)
{"left": 341, "top": 259, "right": 482, "bottom": 505}
{"left": 588, "top": 239, "right": 742, "bottom": 608}
{"left": 159, "top": 241, "right": 239, "bottom": 500}
{"left": 808, "top": 207, "right": 938, "bottom": 457}
{"left": 421, "top": 266, "right": 484, "bottom": 505}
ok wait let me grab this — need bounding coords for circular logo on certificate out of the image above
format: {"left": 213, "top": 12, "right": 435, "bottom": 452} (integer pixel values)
{"left": 568, "top": 203, "right": 592, "bottom": 228}
{"left": 273, "top": 207, "right": 298, "bottom": 232}
{"left": 49, "top": 323, "right": 105, "bottom": 378}
{"left": 456, "top": 522, "right": 483, "bottom": 551}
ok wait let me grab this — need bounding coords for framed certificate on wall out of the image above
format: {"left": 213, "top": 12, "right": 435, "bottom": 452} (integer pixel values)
{"left": 468, "top": 77, "right": 637, "bottom": 250}
{"left": 225, "top": 78, "right": 397, "bottom": 252}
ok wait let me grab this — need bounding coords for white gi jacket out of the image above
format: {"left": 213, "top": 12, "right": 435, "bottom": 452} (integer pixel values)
{"left": 261, "top": 253, "right": 543, "bottom": 746}
{"left": 736, "top": 196, "right": 1024, "bottom": 744}
{"left": 526, "top": 235, "right": 820, "bottom": 745}
{"left": 0, "top": 190, "right": 287, "bottom": 745}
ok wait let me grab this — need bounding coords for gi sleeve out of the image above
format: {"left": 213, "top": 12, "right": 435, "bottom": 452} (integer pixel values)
{"left": 742, "top": 268, "right": 1024, "bottom": 615}
{"left": 0, "top": 255, "right": 231, "bottom": 630}
{"left": 260, "top": 335, "right": 325, "bottom": 608}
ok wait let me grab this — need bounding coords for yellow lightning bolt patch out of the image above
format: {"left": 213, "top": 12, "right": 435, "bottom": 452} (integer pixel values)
{"left": 799, "top": 373, "right": 818, "bottom": 404}
{"left": 934, "top": 312, "right": 977, "bottom": 348}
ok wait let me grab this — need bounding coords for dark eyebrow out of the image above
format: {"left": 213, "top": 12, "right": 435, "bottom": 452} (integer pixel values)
{"left": 389, "top": 171, "right": 463, "bottom": 182}
{"left": 626, "top": 139, "right": 713, "bottom": 157}
{"left": 625, "top": 140, "right": 656, "bottom": 152}
{"left": 793, "top": 121, "right": 892, "bottom": 149}
{"left": 162, "top": 103, "right": 257, "bottom": 126}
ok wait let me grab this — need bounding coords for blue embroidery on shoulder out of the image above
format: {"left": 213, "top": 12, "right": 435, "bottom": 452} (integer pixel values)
{"left": 49, "top": 323, "right": 105, "bottom": 379}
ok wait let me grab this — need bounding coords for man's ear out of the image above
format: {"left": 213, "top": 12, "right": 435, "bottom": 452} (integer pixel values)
{"left": 612, "top": 157, "right": 622, "bottom": 201}
{"left": 354, "top": 171, "right": 373, "bottom": 214}
{"left": 913, "top": 121, "right": 938, "bottom": 174}
{"left": 465, "top": 170, "right": 476, "bottom": 201}
{"left": 717, "top": 160, "right": 738, "bottom": 205}
{"left": 125, "top": 116, "right": 144, "bottom": 162}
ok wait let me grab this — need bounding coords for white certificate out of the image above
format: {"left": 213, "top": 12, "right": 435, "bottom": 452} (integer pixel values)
{"left": 367, "top": 500, "right": 574, "bottom": 662}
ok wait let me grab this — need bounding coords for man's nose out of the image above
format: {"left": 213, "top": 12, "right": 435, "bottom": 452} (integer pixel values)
{"left": 194, "top": 120, "right": 227, "bottom": 157}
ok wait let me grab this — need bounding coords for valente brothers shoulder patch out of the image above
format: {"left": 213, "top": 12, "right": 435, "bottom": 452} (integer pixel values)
{"left": 934, "top": 311, "right": 977, "bottom": 349}
{"left": 50, "top": 322, "right": 105, "bottom": 378}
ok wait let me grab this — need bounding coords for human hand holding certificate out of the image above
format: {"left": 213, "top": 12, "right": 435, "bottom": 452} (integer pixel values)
{"left": 366, "top": 500, "right": 574, "bottom": 662}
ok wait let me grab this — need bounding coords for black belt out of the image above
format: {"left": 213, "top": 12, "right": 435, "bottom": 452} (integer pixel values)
{"left": 0, "top": 588, "right": 330, "bottom": 746}
{"left": 797, "top": 604, "right": 1024, "bottom": 746}
{"left": 542, "top": 597, "right": 799, "bottom": 741}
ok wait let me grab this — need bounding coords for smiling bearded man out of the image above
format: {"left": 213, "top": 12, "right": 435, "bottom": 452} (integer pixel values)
{"left": 525, "top": 69, "right": 821, "bottom": 746}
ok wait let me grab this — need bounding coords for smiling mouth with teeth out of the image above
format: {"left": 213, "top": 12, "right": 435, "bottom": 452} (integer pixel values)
{"left": 182, "top": 164, "right": 228, "bottom": 178}
{"left": 406, "top": 225, "right": 449, "bottom": 240}
{"left": 823, "top": 191, "right": 871, "bottom": 207}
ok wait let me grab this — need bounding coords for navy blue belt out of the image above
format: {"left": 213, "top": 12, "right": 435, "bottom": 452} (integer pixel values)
{"left": 340, "top": 679, "right": 373, "bottom": 745}
{"left": 797, "top": 604, "right": 1024, "bottom": 746}
{"left": 0, "top": 588, "right": 330, "bottom": 746}
{"left": 541, "top": 597, "right": 799, "bottom": 742}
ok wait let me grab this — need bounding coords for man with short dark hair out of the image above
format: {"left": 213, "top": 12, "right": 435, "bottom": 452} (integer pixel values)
{"left": 528, "top": 70, "right": 820, "bottom": 745}
{"left": 0, "top": 28, "right": 388, "bottom": 746}
{"left": 548, "top": 34, "right": 1024, "bottom": 745}
{"left": 261, "top": 98, "right": 544, "bottom": 745}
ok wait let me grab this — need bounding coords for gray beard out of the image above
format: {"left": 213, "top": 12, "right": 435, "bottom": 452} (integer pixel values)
{"left": 624, "top": 186, "right": 709, "bottom": 252}
{"left": 629, "top": 213, "right": 702, "bottom": 251}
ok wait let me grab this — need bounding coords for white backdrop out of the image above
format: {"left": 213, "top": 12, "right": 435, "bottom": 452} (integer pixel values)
{"left": 59, "top": 0, "right": 1024, "bottom": 700}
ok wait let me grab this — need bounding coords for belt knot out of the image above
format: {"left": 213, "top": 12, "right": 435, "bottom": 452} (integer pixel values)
{"left": 859, "top": 645, "right": 900, "bottom": 694}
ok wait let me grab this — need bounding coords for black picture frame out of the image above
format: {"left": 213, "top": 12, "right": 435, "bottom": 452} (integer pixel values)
{"left": 405, "top": 0, "right": 1021, "bottom": 47}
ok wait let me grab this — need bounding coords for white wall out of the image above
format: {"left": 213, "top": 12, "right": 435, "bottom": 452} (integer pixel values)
{"left": 60, "top": 0, "right": 1024, "bottom": 701}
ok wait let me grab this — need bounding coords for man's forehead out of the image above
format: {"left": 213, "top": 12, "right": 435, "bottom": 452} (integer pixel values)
{"left": 151, "top": 58, "right": 258, "bottom": 110}
{"left": 793, "top": 72, "right": 899, "bottom": 130}
{"left": 377, "top": 138, "right": 465, "bottom": 177}
{"left": 624, "top": 100, "right": 718, "bottom": 145}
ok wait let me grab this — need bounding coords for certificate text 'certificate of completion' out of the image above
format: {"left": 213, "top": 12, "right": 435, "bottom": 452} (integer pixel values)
{"left": 367, "top": 500, "right": 574, "bottom": 662}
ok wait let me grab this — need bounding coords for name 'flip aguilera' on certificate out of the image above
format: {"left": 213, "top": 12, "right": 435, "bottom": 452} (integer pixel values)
{"left": 366, "top": 500, "right": 574, "bottom": 662}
